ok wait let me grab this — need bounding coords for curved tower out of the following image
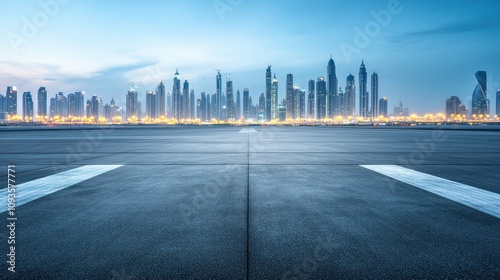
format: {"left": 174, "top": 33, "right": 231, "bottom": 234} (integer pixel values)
{"left": 472, "top": 71, "right": 487, "bottom": 116}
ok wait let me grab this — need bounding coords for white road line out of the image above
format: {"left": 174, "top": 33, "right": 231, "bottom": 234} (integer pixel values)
{"left": 2, "top": 165, "right": 123, "bottom": 213}
{"left": 361, "top": 165, "right": 500, "bottom": 219}
{"left": 239, "top": 128, "right": 258, "bottom": 133}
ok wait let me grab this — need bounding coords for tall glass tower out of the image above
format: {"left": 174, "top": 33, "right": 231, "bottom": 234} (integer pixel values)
{"left": 216, "top": 71, "right": 222, "bottom": 119}
{"left": 316, "top": 77, "right": 327, "bottom": 119}
{"left": 472, "top": 71, "right": 488, "bottom": 116}
{"left": 172, "top": 69, "right": 181, "bottom": 121}
{"left": 371, "top": 72, "right": 379, "bottom": 118}
{"left": 37, "top": 87, "right": 47, "bottom": 117}
{"left": 271, "top": 74, "right": 278, "bottom": 120}
{"left": 327, "top": 56, "right": 338, "bottom": 118}
{"left": 345, "top": 74, "right": 356, "bottom": 117}
{"left": 359, "top": 60, "right": 368, "bottom": 117}
{"left": 286, "top": 74, "right": 294, "bottom": 119}
{"left": 265, "top": 66, "right": 272, "bottom": 121}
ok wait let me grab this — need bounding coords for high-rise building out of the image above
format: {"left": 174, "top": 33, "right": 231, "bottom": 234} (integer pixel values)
{"left": 445, "top": 96, "right": 466, "bottom": 118}
{"left": 55, "top": 92, "right": 68, "bottom": 118}
{"left": 496, "top": 90, "right": 500, "bottom": 116}
{"left": 172, "top": 69, "right": 181, "bottom": 121}
{"left": 394, "top": 101, "right": 409, "bottom": 117}
{"left": 299, "top": 89, "right": 306, "bottom": 119}
{"left": 338, "top": 87, "right": 345, "bottom": 117}
{"left": 126, "top": 88, "right": 139, "bottom": 119}
{"left": 371, "top": 72, "right": 379, "bottom": 117}
{"left": 206, "top": 93, "right": 211, "bottom": 120}
{"left": 68, "top": 93, "right": 76, "bottom": 117}
{"left": 259, "top": 93, "right": 265, "bottom": 117}
{"left": 236, "top": 89, "right": 241, "bottom": 119}
{"left": 211, "top": 94, "right": 217, "bottom": 120}
{"left": 0, "top": 94, "right": 6, "bottom": 113}
{"left": 307, "top": 80, "right": 315, "bottom": 119}
{"left": 190, "top": 90, "right": 195, "bottom": 119}
{"left": 157, "top": 81, "right": 166, "bottom": 117}
{"left": 316, "top": 77, "right": 327, "bottom": 119}
{"left": 75, "top": 92, "right": 85, "bottom": 118}
{"left": 182, "top": 80, "right": 190, "bottom": 120}
{"left": 200, "top": 92, "right": 207, "bottom": 121}
{"left": 293, "top": 85, "right": 301, "bottom": 119}
{"left": 90, "top": 95, "right": 99, "bottom": 121}
{"left": 6, "top": 86, "right": 18, "bottom": 115}
{"left": 345, "top": 74, "right": 356, "bottom": 117}
{"left": 286, "top": 74, "right": 294, "bottom": 119}
{"left": 216, "top": 71, "right": 222, "bottom": 119}
{"left": 226, "top": 79, "right": 235, "bottom": 120}
{"left": 472, "top": 71, "right": 488, "bottom": 116}
{"left": 22, "top": 92, "right": 34, "bottom": 121}
{"left": 37, "top": 87, "right": 47, "bottom": 117}
{"left": 359, "top": 60, "right": 368, "bottom": 117}
{"left": 243, "top": 88, "right": 250, "bottom": 120}
{"left": 270, "top": 74, "right": 279, "bottom": 120}
{"left": 379, "top": 97, "right": 388, "bottom": 117}
{"left": 327, "top": 56, "right": 338, "bottom": 117}
{"left": 146, "top": 91, "right": 158, "bottom": 119}
{"left": 166, "top": 92, "right": 171, "bottom": 118}
{"left": 265, "top": 66, "right": 272, "bottom": 121}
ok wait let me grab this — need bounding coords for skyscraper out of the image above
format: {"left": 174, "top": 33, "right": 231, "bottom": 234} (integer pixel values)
{"left": 0, "top": 94, "right": 6, "bottom": 114}
{"left": 146, "top": 91, "right": 158, "bottom": 119}
{"left": 259, "top": 93, "right": 265, "bottom": 118}
{"left": 157, "top": 81, "right": 166, "bottom": 117}
{"left": 327, "top": 56, "right": 338, "bottom": 117}
{"left": 126, "top": 88, "right": 139, "bottom": 119}
{"left": 371, "top": 72, "right": 379, "bottom": 117}
{"left": 90, "top": 95, "right": 99, "bottom": 121}
{"left": 216, "top": 71, "right": 222, "bottom": 119}
{"left": 68, "top": 93, "right": 76, "bottom": 117}
{"left": 226, "top": 79, "right": 235, "bottom": 120}
{"left": 182, "top": 80, "right": 190, "bottom": 120}
{"left": 316, "top": 77, "right": 327, "bottom": 119}
{"left": 37, "top": 87, "right": 47, "bottom": 117}
{"left": 299, "top": 89, "right": 306, "bottom": 119}
{"left": 496, "top": 90, "right": 500, "bottom": 116}
{"left": 75, "top": 91, "right": 85, "bottom": 118}
{"left": 200, "top": 92, "right": 207, "bottom": 121}
{"left": 243, "top": 88, "right": 250, "bottom": 120}
{"left": 472, "top": 71, "right": 488, "bottom": 116}
{"left": 236, "top": 89, "right": 241, "bottom": 119}
{"left": 190, "top": 90, "right": 195, "bottom": 119}
{"left": 286, "top": 74, "right": 294, "bottom": 119}
{"left": 271, "top": 74, "right": 278, "bottom": 120}
{"left": 345, "top": 74, "right": 356, "bottom": 117}
{"left": 22, "top": 92, "right": 33, "bottom": 121}
{"left": 379, "top": 97, "right": 388, "bottom": 117}
{"left": 265, "top": 66, "right": 272, "bottom": 121}
{"left": 6, "top": 86, "right": 17, "bottom": 115}
{"left": 172, "top": 69, "right": 181, "bottom": 121}
{"left": 359, "top": 60, "right": 368, "bottom": 117}
{"left": 307, "top": 80, "right": 315, "bottom": 119}
{"left": 445, "top": 96, "right": 466, "bottom": 118}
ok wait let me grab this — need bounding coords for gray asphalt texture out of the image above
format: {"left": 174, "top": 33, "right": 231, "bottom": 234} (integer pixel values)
{"left": 0, "top": 126, "right": 499, "bottom": 279}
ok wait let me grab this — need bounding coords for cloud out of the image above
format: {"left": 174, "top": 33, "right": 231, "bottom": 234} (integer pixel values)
{"left": 387, "top": 19, "right": 499, "bottom": 43}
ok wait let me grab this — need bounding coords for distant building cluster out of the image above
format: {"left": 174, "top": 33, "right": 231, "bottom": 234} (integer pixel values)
{"left": 1, "top": 62, "right": 499, "bottom": 123}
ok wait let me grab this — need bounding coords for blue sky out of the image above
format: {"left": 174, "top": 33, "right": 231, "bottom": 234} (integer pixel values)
{"left": 1, "top": 0, "right": 500, "bottom": 114}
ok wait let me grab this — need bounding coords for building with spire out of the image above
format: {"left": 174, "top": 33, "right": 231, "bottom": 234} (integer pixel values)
{"left": 216, "top": 71, "right": 222, "bottom": 119}
{"left": 327, "top": 56, "right": 338, "bottom": 118}
{"left": 172, "top": 69, "right": 181, "bottom": 121}
{"left": 359, "top": 60, "right": 368, "bottom": 117}
{"left": 265, "top": 66, "right": 272, "bottom": 121}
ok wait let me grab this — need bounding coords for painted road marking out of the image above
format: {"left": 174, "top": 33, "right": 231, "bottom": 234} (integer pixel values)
{"left": 361, "top": 165, "right": 500, "bottom": 219}
{"left": 2, "top": 165, "right": 123, "bottom": 213}
{"left": 239, "top": 128, "right": 258, "bottom": 133}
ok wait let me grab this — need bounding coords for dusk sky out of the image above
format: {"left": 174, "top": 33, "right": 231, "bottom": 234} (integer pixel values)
{"left": 2, "top": 0, "right": 500, "bottom": 114}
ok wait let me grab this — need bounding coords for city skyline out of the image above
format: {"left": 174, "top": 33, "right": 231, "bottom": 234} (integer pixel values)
{"left": 1, "top": 0, "right": 500, "bottom": 115}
